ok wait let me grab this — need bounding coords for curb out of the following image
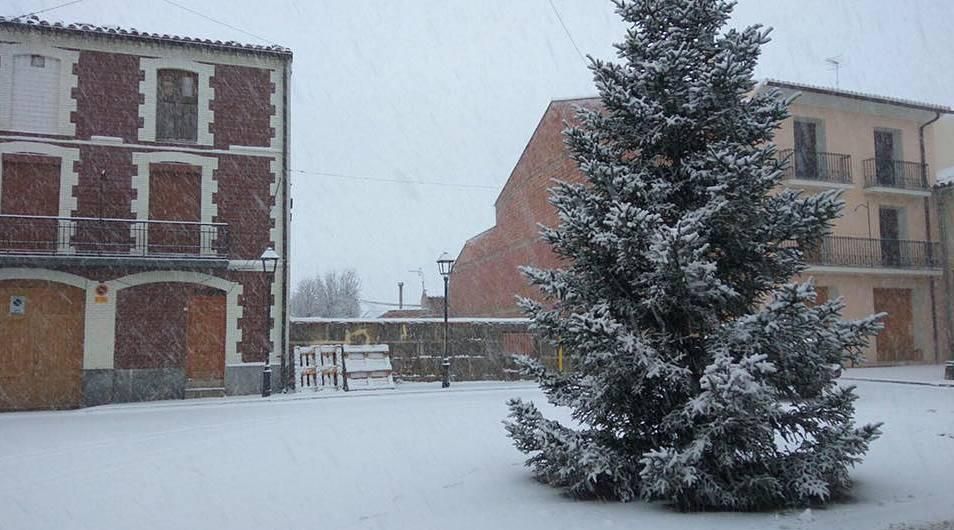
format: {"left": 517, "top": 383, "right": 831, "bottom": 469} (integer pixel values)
{"left": 841, "top": 376, "right": 954, "bottom": 388}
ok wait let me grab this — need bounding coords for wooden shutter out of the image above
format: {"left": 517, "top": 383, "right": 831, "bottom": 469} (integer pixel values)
{"left": 156, "top": 70, "right": 198, "bottom": 142}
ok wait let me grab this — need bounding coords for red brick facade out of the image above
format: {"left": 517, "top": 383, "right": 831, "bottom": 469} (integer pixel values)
{"left": 450, "top": 99, "right": 596, "bottom": 316}
{"left": 0, "top": 19, "right": 291, "bottom": 406}
{"left": 73, "top": 50, "right": 142, "bottom": 141}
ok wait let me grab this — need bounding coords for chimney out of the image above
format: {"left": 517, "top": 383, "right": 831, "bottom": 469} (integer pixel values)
{"left": 398, "top": 282, "right": 404, "bottom": 309}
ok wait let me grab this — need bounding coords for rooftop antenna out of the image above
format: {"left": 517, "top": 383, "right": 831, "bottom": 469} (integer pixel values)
{"left": 825, "top": 55, "right": 843, "bottom": 89}
{"left": 409, "top": 268, "right": 425, "bottom": 295}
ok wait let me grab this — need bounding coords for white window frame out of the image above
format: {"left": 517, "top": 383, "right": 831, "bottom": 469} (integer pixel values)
{"left": 139, "top": 57, "right": 214, "bottom": 145}
{"left": 130, "top": 151, "right": 218, "bottom": 256}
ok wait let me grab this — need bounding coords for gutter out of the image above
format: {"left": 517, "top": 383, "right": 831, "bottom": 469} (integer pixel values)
{"left": 920, "top": 111, "right": 943, "bottom": 362}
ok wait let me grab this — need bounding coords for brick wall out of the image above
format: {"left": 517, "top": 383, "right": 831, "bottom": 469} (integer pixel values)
{"left": 115, "top": 282, "right": 190, "bottom": 369}
{"left": 73, "top": 50, "right": 141, "bottom": 141}
{"left": 450, "top": 99, "right": 596, "bottom": 316}
{"left": 290, "top": 318, "right": 558, "bottom": 381}
{"left": 213, "top": 154, "right": 275, "bottom": 259}
{"left": 211, "top": 65, "right": 275, "bottom": 149}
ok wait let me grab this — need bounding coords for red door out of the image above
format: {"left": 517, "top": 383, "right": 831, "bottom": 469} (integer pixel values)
{"left": 147, "top": 164, "right": 201, "bottom": 255}
{"left": 873, "top": 288, "right": 916, "bottom": 362}
{"left": 186, "top": 295, "right": 226, "bottom": 382}
{"left": 0, "top": 154, "right": 60, "bottom": 253}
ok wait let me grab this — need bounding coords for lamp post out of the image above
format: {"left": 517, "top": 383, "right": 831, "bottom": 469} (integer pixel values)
{"left": 260, "top": 246, "right": 279, "bottom": 397}
{"left": 437, "top": 252, "right": 455, "bottom": 388}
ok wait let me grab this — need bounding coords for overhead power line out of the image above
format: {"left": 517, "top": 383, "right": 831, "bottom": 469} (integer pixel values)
{"left": 289, "top": 168, "right": 500, "bottom": 191}
{"left": 157, "top": 0, "right": 276, "bottom": 45}
{"left": 15, "top": 0, "right": 88, "bottom": 19}
{"left": 547, "top": 0, "right": 588, "bottom": 68}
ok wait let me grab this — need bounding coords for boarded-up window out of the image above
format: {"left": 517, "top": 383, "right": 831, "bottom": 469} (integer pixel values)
{"left": 11, "top": 54, "right": 61, "bottom": 134}
{"left": 147, "top": 163, "right": 201, "bottom": 255}
{"left": 156, "top": 69, "right": 198, "bottom": 142}
{"left": 502, "top": 332, "right": 536, "bottom": 355}
{"left": 0, "top": 155, "right": 60, "bottom": 252}
{"left": 0, "top": 155, "right": 60, "bottom": 215}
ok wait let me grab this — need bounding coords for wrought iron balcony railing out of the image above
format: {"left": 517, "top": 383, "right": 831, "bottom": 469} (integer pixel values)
{"left": 788, "top": 235, "right": 940, "bottom": 270}
{"left": 0, "top": 214, "right": 230, "bottom": 259}
{"left": 779, "top": 149, "right": 852, "bottom": 184}
{"left": 863, "top": 158, "right": 929, "bottom": 191}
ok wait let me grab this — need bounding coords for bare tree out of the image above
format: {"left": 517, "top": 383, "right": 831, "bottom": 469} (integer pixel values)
{"left": 290, "top": 269, "right": 361, "bottom": 317}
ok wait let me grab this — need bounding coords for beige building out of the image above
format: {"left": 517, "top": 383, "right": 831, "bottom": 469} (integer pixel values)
{"left": 760, "top": 80, "right": 950, "bottom": 364}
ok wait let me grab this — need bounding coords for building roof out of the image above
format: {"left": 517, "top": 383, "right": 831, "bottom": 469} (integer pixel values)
{"left": 378, "top": 309, "right": 438, "bottom": 318}
{"left": 0, "top": 15, "right": 292, "bottom": 58}
{"left": 761, "top": 79, "right": 951, "bottom": 114}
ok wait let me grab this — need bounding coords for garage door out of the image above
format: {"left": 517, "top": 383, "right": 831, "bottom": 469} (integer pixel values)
{"left": 0, "top": 280, "right": 85, "bottom": 410}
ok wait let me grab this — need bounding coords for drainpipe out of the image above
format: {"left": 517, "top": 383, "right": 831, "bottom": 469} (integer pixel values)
{"left": 281, "top": 55, "right": 292, "bottom": 389}
{"left": 938, "top": 186, "right": 954, "bottom": 362}
{"left": 920, "top": 111, "right": 942, "bottom": 362}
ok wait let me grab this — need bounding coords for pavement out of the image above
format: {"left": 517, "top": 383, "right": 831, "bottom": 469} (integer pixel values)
{"left": 842, "top": 363, "right": 954, "bottom": 388}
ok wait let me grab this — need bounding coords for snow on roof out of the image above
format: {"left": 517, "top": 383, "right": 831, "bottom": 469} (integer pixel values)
{"left": 291, "top": 317, "right": 531, "bottom": 324}
{"left": 935, "top": 167, "right": 954, "bottom": 188}
{"left": 0, "top": 15, "right": 292, "bottom": 57}
{"left": 761, "top": 79, "right": 951, "bottom": 114}
{"left": 550, "top": 95, "right": 599, "bottom": 104}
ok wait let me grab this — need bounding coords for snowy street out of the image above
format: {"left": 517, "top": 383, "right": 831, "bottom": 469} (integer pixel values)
{"left": 0, "top": 378, "right": 952, "bottom": 530}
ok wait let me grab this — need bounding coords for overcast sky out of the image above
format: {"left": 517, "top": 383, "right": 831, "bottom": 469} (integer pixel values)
{"left": 7, "top": 0, "right": 954, "bottom": 314}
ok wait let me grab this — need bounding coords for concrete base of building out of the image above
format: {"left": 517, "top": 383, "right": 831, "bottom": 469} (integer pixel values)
{"left": 82, "top": 369, "right": 115, "bottom": 407}
{"left": 82, "top": 368, "right": 185, "bottom": 405}
{"left": 113, "top": 369, "right": 186, "bottom": 402}
{"left": 225, "top": 363, "right": 282, "bottom": 396}
{"left": 80, "top": 364, "right": 285, "bottom": 407}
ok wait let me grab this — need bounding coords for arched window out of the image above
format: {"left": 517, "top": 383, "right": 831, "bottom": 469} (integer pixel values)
{"left": 156, "top": 69, "right": 198, "bottom": 142}
{"left": 11, "top": 54, "right": 61, "bottom": 134}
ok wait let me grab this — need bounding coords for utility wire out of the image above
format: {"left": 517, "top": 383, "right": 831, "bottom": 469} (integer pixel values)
{"left": 157, "top": 0, "right": 276, "bottom": 45}
{"left": 547, "top": 0, "right": 589, "bottom": 68}
{"left": 15, "top": 0, "right": 88, "bottom": 19}
{"left": 289, "top": 168, "right": 500, "bottom": 191}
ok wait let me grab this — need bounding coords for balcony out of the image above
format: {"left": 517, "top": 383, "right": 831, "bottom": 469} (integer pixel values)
{"left": 789, "top": 235, "right": 941, "bottom": 271}
{"left": 0, "top": 214, "right": 230, "bottom": 266}
{"left": 863, "top": 158, "right": 930, "bottom": 194}
{"left": 779, "top": 149, "right": 852, "bottom": 186}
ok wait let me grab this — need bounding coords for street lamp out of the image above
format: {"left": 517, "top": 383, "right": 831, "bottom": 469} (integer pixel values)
{"left": 260, "top": 246, "right": 279, "bottom": 397}
{"left": 437, "top": 252, "right": 455, "bottom": 388}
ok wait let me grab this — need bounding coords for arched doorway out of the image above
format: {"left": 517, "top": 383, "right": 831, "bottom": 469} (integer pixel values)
{"left": 113, "top": 282, "right": 227, "bottom": 400}
{"left": 0, "top": 279, "right": 85, "bottom": 410}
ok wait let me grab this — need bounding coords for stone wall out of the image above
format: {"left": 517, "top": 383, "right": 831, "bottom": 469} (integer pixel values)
{"left": 290, "top": 318, "right": 558, "bottom": 382}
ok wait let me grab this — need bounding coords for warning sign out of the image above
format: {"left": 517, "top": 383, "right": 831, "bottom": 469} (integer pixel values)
{"left": 94, "top": 283, "right": 109, "bottom": 304}
{"left": 9, "top": 295, "right": 25, "bottom": 315}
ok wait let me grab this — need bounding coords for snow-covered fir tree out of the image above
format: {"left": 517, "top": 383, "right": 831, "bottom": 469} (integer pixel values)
{"left": 505, "top": 0, "right": 883, "bottom": 511}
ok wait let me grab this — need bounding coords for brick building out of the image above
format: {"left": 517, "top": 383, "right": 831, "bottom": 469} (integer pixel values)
{"left": 0, "top": 18, "right": 292, "bottom": 410}
{"left": 451, "top": 84, "right": 954, "bottom": 364}
{"left": 450, "top": 98, "right": 591, "bottom": 317}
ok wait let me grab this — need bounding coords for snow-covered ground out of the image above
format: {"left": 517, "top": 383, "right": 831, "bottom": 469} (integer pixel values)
{"left": 1, "top": 378, "right": 952, "bottom": 530}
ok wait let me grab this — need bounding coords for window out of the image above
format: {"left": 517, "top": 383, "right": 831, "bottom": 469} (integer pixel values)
{"left": 156, "top": 69, "right": 199, "bottom": 142}
{"left": 10, "top": 54, "right": 61, "bottom": 134}
{"left": 874, "top": 129, "right": 902, "bottom": 184}
{"left": 793, "top": 118, "right": 826, "bottom": 179}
